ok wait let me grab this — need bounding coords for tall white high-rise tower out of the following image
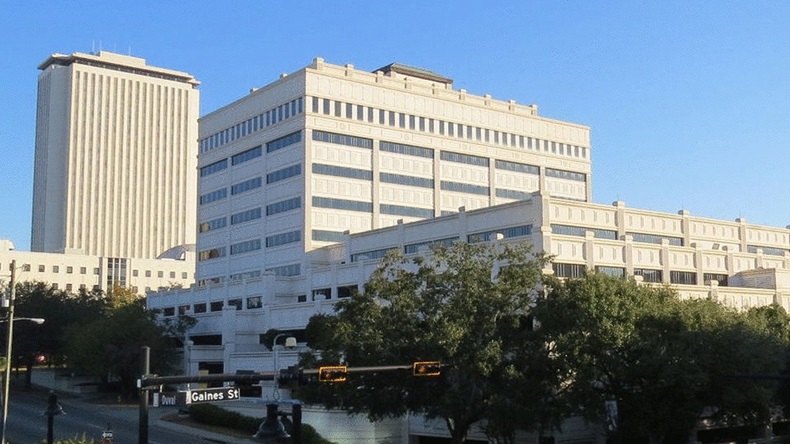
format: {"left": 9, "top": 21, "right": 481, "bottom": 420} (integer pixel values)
{"left": 31, "top": 51, "right": 200, "bottom": 259}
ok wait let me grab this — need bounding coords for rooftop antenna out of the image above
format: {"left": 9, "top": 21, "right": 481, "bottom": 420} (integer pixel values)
{"left": 91, "top": 40, "right": 95, "bottom": 54}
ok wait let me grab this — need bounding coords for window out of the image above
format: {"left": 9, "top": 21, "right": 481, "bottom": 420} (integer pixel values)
{"left": 230, "top": 177, "right": 262, "bottom": 195}
{"left": 496, "top": 189, "right": 532, "bottom": 200}
{"left": 312, "top": 130, "right": 372, "bottom": 149}
{"left": 312, "top": 230, "right": 346, "bottom": 242}
{"left": 628, "top": 232, "right": 683, "bottom": 246}
{"left": 200, "top": 188, "right": 228, "bottom": 205}
{"left": 380, "top": 173, "right": 433, "bottom": 188}
{"left": 228, "top": 299, "right": 243, "bottom": 311}
{"left": 267, "top": 164, "right": 301, "bottom": 184}
{"left": 266, "top": 197, "right": 301, "bottom": 216}
{"left": 266, "top": 264, "right": 301, "bottom": 276}
{"left": 193, "top": 303, "right": 207, "bottom": 313}
{"left": 231, "top": 146, "right": 262, "bottom": 165}
{"left": 440, "top": 151, "right": 489, "bottom": 167}
{"left": 182, "top": 272, "right": 188, "bottom": 279}
{"left": 312, "top": 163, "right": 372, "bottom": 180}
{"left": 634, "top": 268, "right": 663, "bottom": 283}
{"left": 468, "top": 225, "right": 532, "bottom": 243}
{"left": 169, "top": 272, "right": 176, "bottom": 279}
{"left": 199, "top": 217, "right": 227, "bottom": 233}
{"left": 210, "top": 301, "right": 224, "bottom": 312}
{"left": 747, "top": 245, "right": 788, "bottom": 256}
{"left": 132, "top": 269, "right": 138, "bottom": 277}
{"left": 552, "top": 263, "right": 586, "bottom": 279}
{"left": 52, "top": 265, "right": 59, "bottom": 273}
{"left": 337, "top": 285, "right": 357, "bottom": 298}
{"left": 80, "top": 267, "right": 87, "bottom": 275}
{"left": 266, "top": 230, "right": 301, "bottom": 248}
{"left": 230, "top": 239, "right": 262, "bottom": 255}
{"left": 247, "top": 296, "right": 263, "bottom": 309}
{"left": 178, "top": 305, "right": 189, "bottom": 315}
{"left": 404, "top": 237, "right": 458, "bottom": 254}
{"left": 441, "top": 181, "right": 489, "bottom": 195}
{"left": 198, "top": 247, "right": 227, "bottom": 261}
{"left": 495, "top": 160, "right": 539, "bottom": 175}
{"left": 145, "top": 270, "right": 151, "bottom": 277}
{"left": 200, "top": 159, "right": 228, "bottom": 177}
{"left": 66, "top": 266, "right": 73, "bottom": 274}
{"left": 380, "top": 204, "right": 434, "bottom": 219}
{"left": 670, "top": 271, "right": 697, "bottom": 285}
{"left": 551, "top": 224, "right": 618, "bottom": 240}
{"left": 65, "top": 284, "right": 72, "bottom": 292}
{"left": 231, "top": 207, "right": 262, "bottom": 225}
{"left": 312, "top": 196, "right": 372, "bottom": 213}
{"left": 351, "top": 247, "right": 397, "bottom": 262}
{"left": 703, "top": 273, "right": 728, "bottom": 286}
{"left": 379, "top": 142, "right": 433, "bottom": 159}
{"left": 266, "top": 131, "right": 302, "bottom": 153}
{"left": 545, "top": 168, "right": 586, "bottom": 182}
{"left": 38, "top": 265, "right": 45, "bottom": 272}
{"left": 158, "top": 271, "right": 164, "bottom": 278}
{"left": 312, "top": 288, "right": 331, "bottom": 301}
{"left": 596, "top": 266, "right": 625, "bottom": 278}
{"left": 163, "top": 307, "right": 175, "bottom": 317}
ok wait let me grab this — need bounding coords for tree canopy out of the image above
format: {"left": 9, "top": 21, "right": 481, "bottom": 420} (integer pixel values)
{"left": 300, "top": 242, "right": 556, "bottom": 443}
{"left": 9, "top": 282, "right": 194, "bottom": 397}
{"left": 300, "top": 240, "right": 790, "bottom": 444}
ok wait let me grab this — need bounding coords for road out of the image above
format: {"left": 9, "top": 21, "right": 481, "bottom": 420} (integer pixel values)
{"left": 4, "top": 388, "right": 252, "bottom": 443}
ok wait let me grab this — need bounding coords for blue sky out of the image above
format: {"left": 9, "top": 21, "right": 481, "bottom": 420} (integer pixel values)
{"left": 2, "top": 1, "right": 789, "bottom": 250}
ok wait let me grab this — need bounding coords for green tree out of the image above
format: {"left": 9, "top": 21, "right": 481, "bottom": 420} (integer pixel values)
{"left": 65, "top": 287, "right": 193, "bottom": 398}
{"left": 13, "top": 281, "right": 105, "bottom": 387}
{"left": 535, "top": 273, "right": 789, "bottom": 443}
{"left": 300, "top": 242, "right": 559, "bottom": 444}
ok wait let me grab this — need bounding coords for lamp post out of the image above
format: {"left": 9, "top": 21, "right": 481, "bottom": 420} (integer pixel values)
{"left": 271, "top": 333, "right": 297, "bottom": 374}
{"left": 1, "top": 260, "right": 44, "bottom": 444}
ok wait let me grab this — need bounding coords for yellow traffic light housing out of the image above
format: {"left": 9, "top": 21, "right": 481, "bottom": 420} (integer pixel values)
{"left": 318, "top": 366, "right": 348, "bottom": 382}
{"left": 412, "top": 361, "right": 441, "bottom": 377}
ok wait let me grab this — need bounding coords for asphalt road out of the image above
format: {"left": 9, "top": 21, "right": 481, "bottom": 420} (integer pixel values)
{"left": 4, "top": 388, "right": 255, "bottom": 444}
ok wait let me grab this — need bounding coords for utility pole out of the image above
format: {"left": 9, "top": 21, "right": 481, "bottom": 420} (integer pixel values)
{"left": 1, "top": 260, "right": 17, "bottom": 444}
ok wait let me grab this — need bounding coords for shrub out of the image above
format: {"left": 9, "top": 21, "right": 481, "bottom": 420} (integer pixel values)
{"left": 187, "top": 403, "right": 335, "bottom": 443}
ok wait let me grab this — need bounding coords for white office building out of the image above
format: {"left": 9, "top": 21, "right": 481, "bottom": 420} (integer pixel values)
{"left": 1, "top": 239, "right": 195, "bottom": 295}
{"left": 195, "top": 58, "right": 590, "bottom": 286}
{"left": 31, "top": 51, "right": 200, "bottom": 260}
{"left": 146, "top": 58, "right": 790, "bottom": 443}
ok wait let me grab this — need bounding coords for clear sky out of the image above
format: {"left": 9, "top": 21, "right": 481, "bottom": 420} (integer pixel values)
{"left": 2, "top": 1, "right": 789, "bottom": 251}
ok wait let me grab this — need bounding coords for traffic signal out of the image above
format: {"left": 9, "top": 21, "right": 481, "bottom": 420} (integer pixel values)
{"left": 318, "top": 366, "right": 347, "bottom": 382}
{"left": 412, "top": 361, "right": 441, "bottom": 377}
{"left": 277, "top": 366, "right": 304, "bottom": 386}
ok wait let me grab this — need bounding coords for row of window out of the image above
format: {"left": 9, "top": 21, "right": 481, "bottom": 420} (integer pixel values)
{"left": 196, "top": 263, "right": 302, "bottom": 286}
{"left": 2, "top": 263, "right": 189, "bottom": 281}
{"left": 200, "top": 131, "right": 302, "bottom": 177}
{"left": 551, "top": 224, "right": 618, "bottom": 240}
{"left": 747, "top": 245, "right": 789, "bottom": 256}
{"left": 162, "top": 281, "right": 364, "bottom": 316}
{"left": 199, "top": 197, "right": 302, "bottom": 235}
{"left": 310, "top": 96, "right": 589, "bottom": 160}
{"left": 198, "top": 230, "right": 302, "bottom": 261}
{"left": 199, "top": 98, "right": 304, "bottom": 153}
{"left": 554, "top": 263, "right": 730, "bottom": 286}
{"left": 350, "top": 225, "right": 533, "bottom": 261}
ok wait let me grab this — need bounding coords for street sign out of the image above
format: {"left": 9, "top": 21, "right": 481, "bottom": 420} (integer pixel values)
{"left": 185, "top": 387, "right": 240, "bottom": 404}
{"left": 151, "top": 391, "right": 186, "bottom": 407}
{"left": 151, "top": 387, "right": 240, "bottom": 407}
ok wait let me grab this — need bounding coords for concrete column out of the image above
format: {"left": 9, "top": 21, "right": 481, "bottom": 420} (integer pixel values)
{"left": 661, "top": 239, "right": 671, "bottom": 284}
{"left": 613, "top": 200, "right": 626, "bottom": 240}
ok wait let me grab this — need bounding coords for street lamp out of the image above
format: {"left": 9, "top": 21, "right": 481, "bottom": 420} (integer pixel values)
{"left": 1, "top": 259, "right": 45, "bottom": 444}
{"left": 271, "top": 333, "right": 297, "bottom": 374}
